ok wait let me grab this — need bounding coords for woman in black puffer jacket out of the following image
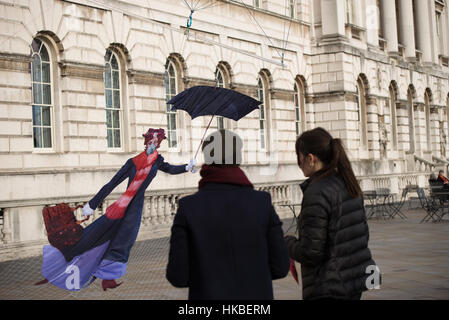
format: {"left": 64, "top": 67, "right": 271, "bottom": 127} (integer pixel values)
{"left": 285, "top": 127, "right": 379, "bottom": 300}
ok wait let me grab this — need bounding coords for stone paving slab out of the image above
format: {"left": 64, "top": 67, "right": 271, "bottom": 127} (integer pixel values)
{"left": 0, "top": 207, "right": 448, "bottom": 300}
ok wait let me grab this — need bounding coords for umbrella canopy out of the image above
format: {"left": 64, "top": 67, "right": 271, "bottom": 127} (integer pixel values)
{"left": 167, "top": 86, "right": 261, "bottom": 121}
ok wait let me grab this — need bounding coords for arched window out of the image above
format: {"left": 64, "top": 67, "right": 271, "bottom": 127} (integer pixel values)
{"left": 104, "top": 49, "right": 122, "bottom": 149}
{"left": 165, "top": 61, "right": 178, "bottom": 148}
{"left": 424, "top": 89, "right": 432, "bottom": 152}
{"left": 257, "top": 77, "right": 267, "bottom": 150}
{"left": 356, "top": 77, "right": 368, "bottom": 150}
{"left": 294, "top": 77, "right": 306, "bottom": 137}
{"left": 447, "top": 95, "right": 449, "bottom": 142}
{"left": 407, "top": 86, "right": 416, "bottom": 153}
{"left": 215, "top": 68, "right": 225, "bottom": 130}
{"left": 31, "top": 38, "right": 52, "bottom": 148}
{"left": 389, "top": 83, "right": 398, "bottom": 150}
{"left": 445, "top": 94, "right": 449, "bottom": 157}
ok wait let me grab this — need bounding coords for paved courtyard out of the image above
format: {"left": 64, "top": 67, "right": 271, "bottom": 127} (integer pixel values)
{"left": 0, "top": 207, "right": 448, "bottom": 300}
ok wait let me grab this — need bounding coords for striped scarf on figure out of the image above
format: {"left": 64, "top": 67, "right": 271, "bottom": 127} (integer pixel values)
{"left": 105, "top": 151, "right": 158, "bottom": 220}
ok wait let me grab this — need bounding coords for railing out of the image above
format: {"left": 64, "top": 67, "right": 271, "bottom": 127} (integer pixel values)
{"left": 358, "top": 171, "right": 427, "bottom": 200}
{"left": 432, "top": 155, "right": 449, "bottom": 171}
{"left": 414, "top": 155, "right": 436, "bottom": 172}
{"left": 0, "top": 170, "right": 433, "bottom": 260}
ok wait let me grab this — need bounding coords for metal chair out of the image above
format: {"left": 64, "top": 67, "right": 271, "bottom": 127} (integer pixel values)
{"left": 417, "top": 188, "right": 445, "bottom": 223}
{"left": 363, "top": 190, "right": 377, "bottom": 219}
{"left": 387, "top": 188, "right": 408, "bottom": 219}
{"left": 405, "top": 184, "right": 420, "bottom": 209}
{"left": 375, "top": 188, "right": 393, "bottom": 219}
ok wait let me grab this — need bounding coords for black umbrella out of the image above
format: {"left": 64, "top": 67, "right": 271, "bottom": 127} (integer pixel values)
{"left": 167, "top": 85, "right": 262, "bottom": 158}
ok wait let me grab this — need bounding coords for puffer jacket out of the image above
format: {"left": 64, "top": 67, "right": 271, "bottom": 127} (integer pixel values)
{"left": 285, "top": 173, "right": 377, "bottom": 300}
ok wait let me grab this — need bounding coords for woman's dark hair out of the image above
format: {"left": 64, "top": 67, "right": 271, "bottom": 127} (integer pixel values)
{"left": 295, "top": 127, "right": 362, "bottom": 198}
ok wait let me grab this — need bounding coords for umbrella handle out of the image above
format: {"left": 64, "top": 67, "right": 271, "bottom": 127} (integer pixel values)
{"left": 194, "top": 115, "right": 215, "bottom": 160}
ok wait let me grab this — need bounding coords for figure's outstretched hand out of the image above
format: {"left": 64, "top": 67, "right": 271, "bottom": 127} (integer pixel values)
{"left": 82, "top": 202, "right": 94, "bottom": 216}
{"left": 185, "top": 159, "right": 197, "bottom": 173}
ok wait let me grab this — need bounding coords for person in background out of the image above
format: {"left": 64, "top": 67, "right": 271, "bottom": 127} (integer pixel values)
{"left": 166, "top": 129, "right": 290, "bottom": 299}
{"left": 437, "top": 170, "right": 449, "bottom": 185}
{"left": 284, "top": 127, "right": 378, "bottom": 300}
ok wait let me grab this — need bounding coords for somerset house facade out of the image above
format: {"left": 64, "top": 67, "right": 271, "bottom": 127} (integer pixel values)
{"left": 0, "top": 0, "right": 448, "bottom": 259}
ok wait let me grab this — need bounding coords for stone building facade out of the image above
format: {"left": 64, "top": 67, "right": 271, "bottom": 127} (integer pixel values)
{"left": 0, "top": 0, "right": 448, "bottom": 259}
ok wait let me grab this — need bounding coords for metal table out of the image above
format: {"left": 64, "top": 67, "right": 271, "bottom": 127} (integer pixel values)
{"left": 363, "top": 190, "right": 392, "bottom": 220}
{"left": 279, "top": 202, "right": 302, "bottom": 233}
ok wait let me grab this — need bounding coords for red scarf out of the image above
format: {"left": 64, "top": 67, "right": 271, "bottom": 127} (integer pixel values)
{"left": 439, "top": 174, "right": 449, "bottom": 184}
{"left": 105, "top": 151, "right": 158, "bottom": 220}
{"left": 198, "top": 164, "right": 254, "bottom": 189}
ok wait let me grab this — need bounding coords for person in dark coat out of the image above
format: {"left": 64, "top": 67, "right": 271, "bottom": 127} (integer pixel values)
{"left": 284, "top": 127, "right": 379, "bottom": 300}
{"left": 166, "top": 129, "right": 290, "bottom": 300}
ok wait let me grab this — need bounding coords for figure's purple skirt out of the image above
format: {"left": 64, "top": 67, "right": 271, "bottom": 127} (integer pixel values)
{"left": 41, "top": 241, "right": 127, "bottom": 291}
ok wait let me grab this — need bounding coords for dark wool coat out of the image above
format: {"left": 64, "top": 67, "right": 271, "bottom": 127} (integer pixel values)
{"left": 166, "top": 183, "right": 290, "bottom": 300}
{"left": 285, "top": 173, "right": 377, "bottom": 300}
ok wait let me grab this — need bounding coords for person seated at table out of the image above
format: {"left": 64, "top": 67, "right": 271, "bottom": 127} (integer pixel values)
{"left": 437, "top": 170, "right": 449, "bottom": 186}
{"left": 429, "top": 172, "right": 449, "bottom": 203}
{"left": 429, "top": 173, "right": 447, "bottom": 194}
{"left": 429, "top": 173, "right": 441, "bottom": 185}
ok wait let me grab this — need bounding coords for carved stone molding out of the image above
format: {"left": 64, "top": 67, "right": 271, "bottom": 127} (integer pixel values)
{"left": 127, "top": 69, "right": 164, "bottom": 86}
{"left": 270, "top": 88, "right": 294, "bottom": 101}
{"left": 0, "top": 53, "right": 31, "bottom": 73}
{"left": 59, "top": 61, "right": 104, "bottom": 80}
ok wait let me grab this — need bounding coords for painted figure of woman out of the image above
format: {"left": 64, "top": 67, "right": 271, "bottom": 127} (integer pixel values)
{"left": 37, "top": 128, "right": 196, "bottom": 291}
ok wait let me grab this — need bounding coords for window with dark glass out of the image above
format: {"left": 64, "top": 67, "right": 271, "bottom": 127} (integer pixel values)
{"left": 356, "top": 78, "right": 368, "bottom": 149}
{"left": 104, "top": 49, "right": 121, "bottom": 148}
{"left": 389, "top": 84, "right": 398, "bottom": 150}
{"left": 258, "top": 78, "right": 266, "bottom": 150}
{"left": 31, "top": 38, "right": 52, "bottom": 148}
{"left": 165, "top": 62, "right": 178, "bottom": 148}
{"left": 216, "top": 69, "right": 225, "bottom": 130}
{"left": 294, "top": 83, "right": 301, "bottom": 137}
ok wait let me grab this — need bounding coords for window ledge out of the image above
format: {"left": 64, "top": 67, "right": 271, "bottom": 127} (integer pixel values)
{"left": 107, "top": 148, "right": 125, "bottom": 153}
{"left": 32, "top": 148, "right": 56, "bottom": 154}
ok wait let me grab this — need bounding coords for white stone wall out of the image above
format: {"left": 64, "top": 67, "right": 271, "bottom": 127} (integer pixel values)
{"left": 0, "top": 0, "right": 447, "bottom": 211}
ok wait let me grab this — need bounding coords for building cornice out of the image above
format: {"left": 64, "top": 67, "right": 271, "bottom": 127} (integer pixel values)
{"left": 0, "top": 52, "right": 31, "bottom": 72}
{"left": 59, "top": 61, "right": 104, "bottom": 80}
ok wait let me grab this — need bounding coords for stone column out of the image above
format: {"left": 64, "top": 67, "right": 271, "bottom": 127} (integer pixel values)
{"left": 380, "top": 0, "right": 399, "bottom": 54}
{"left": 398, "top": 0, "right": 416, "bottom": 60}
{"left": 414, "top": 0, "right": 433, "bottom": 63}
{"left": 320, "top": 0, "right": 345, "bottom": 39}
